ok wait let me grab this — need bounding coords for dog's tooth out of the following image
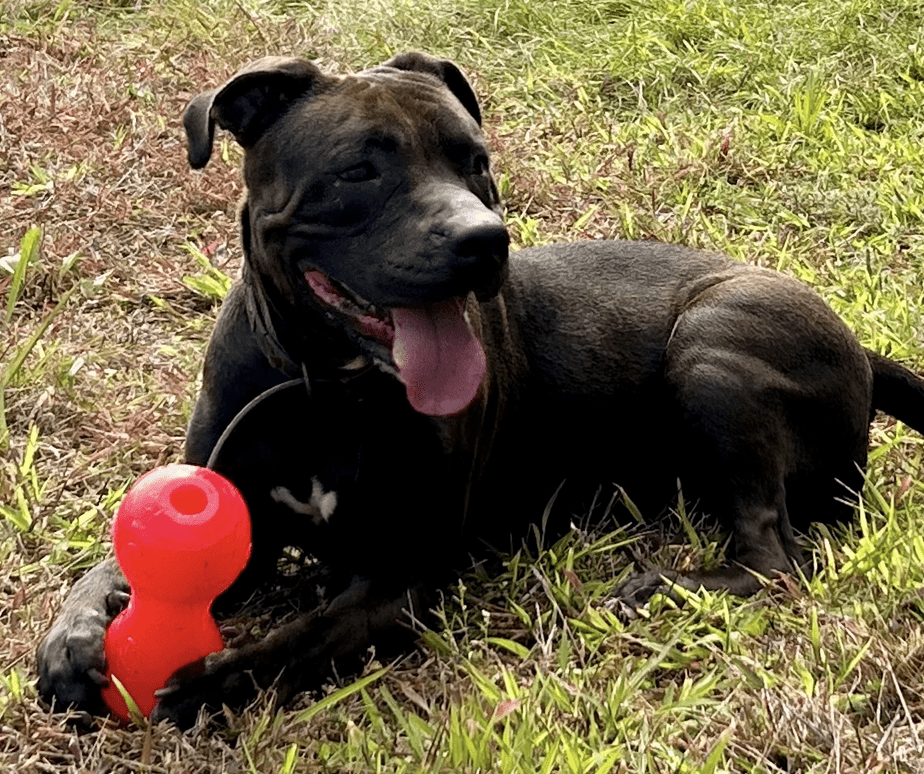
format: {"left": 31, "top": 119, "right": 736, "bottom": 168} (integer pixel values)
{"left": 342, "top": 355, "right": 369, "bottom": 370}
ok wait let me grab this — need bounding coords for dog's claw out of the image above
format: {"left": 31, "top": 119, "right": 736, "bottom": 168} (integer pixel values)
{"left": 150, "top": 681, "right": 211, "bottom": 728}
{"left": 150, "top": 649, "right": 254, "bottom": 729}
{"left": 153, "top": 685, "right": 179, "bottom": 700}
{"left": 86, "top": 667, "right": 109, "bottom": 688}
{"left": 106, "top": 590, "right": 131, "bottom": 617}
{"left": 36, "top": 559, "right": 129, "bottom": 714}
{"left": 36, "top": 607, "right": 111, "bottom": 712}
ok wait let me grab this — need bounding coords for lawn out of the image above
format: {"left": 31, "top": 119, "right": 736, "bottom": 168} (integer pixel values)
{"left": 2, "top": 0, "right": 924, "bottom": 771}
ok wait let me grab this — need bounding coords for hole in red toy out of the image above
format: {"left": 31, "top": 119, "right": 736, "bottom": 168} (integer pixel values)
{"left": 170, "top": 483, "right": 208, "bottom": 516}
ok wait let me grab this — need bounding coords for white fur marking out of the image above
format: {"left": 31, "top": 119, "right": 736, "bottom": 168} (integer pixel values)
{"left": 311, "top": 477, "right": 338, "bottom": 522}
{"left": 271, "top": 478, "right": 338, "bottom": 526}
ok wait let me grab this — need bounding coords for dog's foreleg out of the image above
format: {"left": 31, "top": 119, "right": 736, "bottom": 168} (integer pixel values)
{"left": 150, "top": 575, "right": 429, "bottom": 728}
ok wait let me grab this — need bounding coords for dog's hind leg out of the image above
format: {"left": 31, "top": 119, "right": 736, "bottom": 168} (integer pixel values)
{"left": 617, "top": 273, "right": 873, "bottom": 608}
{"left": 616, "top": 429, "right": 805, "bottom": 606}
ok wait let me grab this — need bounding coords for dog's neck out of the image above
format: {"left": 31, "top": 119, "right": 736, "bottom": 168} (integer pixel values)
{"left": 241, "top": 262, "right": 372, "bottom": 384}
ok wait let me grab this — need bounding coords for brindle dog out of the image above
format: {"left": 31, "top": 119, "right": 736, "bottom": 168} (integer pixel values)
{"left": 37, "top": 53, "right": 924, "bottom": 728}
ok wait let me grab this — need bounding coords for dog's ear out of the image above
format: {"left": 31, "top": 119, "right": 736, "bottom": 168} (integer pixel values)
{"left": 382, "top": 52, "right": 482, "bottom": 126}
{"left": 183, "top": 57, "right": 328, "bottom": 169}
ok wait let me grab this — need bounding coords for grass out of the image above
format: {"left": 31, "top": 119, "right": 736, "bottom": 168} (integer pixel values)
{"left": 2, "top": 0, "right": 924, "bottom": 770}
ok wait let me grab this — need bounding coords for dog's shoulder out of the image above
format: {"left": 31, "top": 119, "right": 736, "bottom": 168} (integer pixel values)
{"left": 494, "top": 240, "right": 737, "bottom": 397}
{"left": 504, "top": 239, "right": 735, "bottom": 328}
{"left": 509, "top": 239, "right": 733, "bottom": 284}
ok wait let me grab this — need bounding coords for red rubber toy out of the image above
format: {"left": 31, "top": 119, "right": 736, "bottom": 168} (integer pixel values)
{"left": 101, "top": 464, "right": 251, "bottom": 721}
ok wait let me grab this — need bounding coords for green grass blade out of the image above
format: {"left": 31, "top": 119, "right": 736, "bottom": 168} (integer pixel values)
{"left": 0, "top": 284, "right": 76, "bottom": 391}
{"left": 4, "top": 226, "right": 40, "bottom": 324}
{"left": 292, "top": 667, "right": 389, "bottom": 724}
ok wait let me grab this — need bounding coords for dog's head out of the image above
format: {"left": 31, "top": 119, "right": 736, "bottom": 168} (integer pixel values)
{"left": 183, "top": 53, "right": 509, "bottom": 417}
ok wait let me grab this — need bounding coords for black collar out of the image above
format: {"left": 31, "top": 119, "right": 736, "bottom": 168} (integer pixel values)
{"left": 241, "top": 265, "right": 376, "bottom": 387}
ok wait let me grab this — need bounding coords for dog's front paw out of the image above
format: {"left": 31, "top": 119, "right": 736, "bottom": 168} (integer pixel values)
{"left": 36, "top": 560, "right": 130, "bottom": 714}
{"left": 36, "top": 606, "right": 112, "bottom": 713}
{"left": 150, "top": 648, "right": 258, "bottom": 729}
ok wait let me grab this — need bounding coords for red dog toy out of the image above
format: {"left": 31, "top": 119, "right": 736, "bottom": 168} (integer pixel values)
{"left": 101, "top": 464, "right": 251, "bottom": 721}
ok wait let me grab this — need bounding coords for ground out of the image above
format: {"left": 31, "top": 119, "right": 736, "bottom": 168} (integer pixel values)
{"left": 2, "top": 0, "right": 924, "bottom": 771}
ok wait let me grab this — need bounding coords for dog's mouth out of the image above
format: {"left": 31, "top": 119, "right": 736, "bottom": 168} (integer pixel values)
{"left": 305, "top": 270, "right": 486, "bottom": 416}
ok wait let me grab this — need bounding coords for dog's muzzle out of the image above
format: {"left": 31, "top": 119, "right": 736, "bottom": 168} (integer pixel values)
{"left": 304, "top": 270, "right": 491, "bottom": 417}
{"left": 303, "top": 188, "right": 508, "bottom": 417}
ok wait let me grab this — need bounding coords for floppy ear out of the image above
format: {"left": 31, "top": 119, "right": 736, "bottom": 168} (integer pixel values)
{"left": 182, "top": 57, "right": 329, "bottom": 169}
{"left": 382, "top": 52, "right": 482, "bottom": 125}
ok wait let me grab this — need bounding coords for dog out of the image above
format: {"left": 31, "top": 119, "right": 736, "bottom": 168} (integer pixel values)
{"left": 36, "top": 52, "right": 924, "bottom": 728}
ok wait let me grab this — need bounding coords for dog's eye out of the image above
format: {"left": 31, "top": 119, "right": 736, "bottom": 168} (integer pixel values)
{"left": 337, "top": 162, "right": 378, "bottom": 182}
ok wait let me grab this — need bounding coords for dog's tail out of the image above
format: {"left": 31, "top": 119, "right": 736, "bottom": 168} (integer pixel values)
{"left": 868, "top": 349, "right": 924, "bottom": 435}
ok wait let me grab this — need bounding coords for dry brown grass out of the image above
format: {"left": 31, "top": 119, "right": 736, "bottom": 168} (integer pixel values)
{"left": 1, "top": 8, "right": 300, "bottom": 770}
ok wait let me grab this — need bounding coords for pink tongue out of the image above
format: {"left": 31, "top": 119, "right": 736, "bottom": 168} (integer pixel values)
{"left": 392, "top": 299, "right": 486, "bottom": 416}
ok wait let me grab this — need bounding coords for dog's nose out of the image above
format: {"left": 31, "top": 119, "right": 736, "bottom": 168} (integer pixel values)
{"left": 440, "top": 210, "right": 509, "bottom": 299}
{"left": 444, "top": 210, "right": 510, "bottom": 265}
{"left": 424, "top": 183, "right": 509, "bottom": 262}
{"left": 413, "top": 183, "right": 510, "bottom": 301}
